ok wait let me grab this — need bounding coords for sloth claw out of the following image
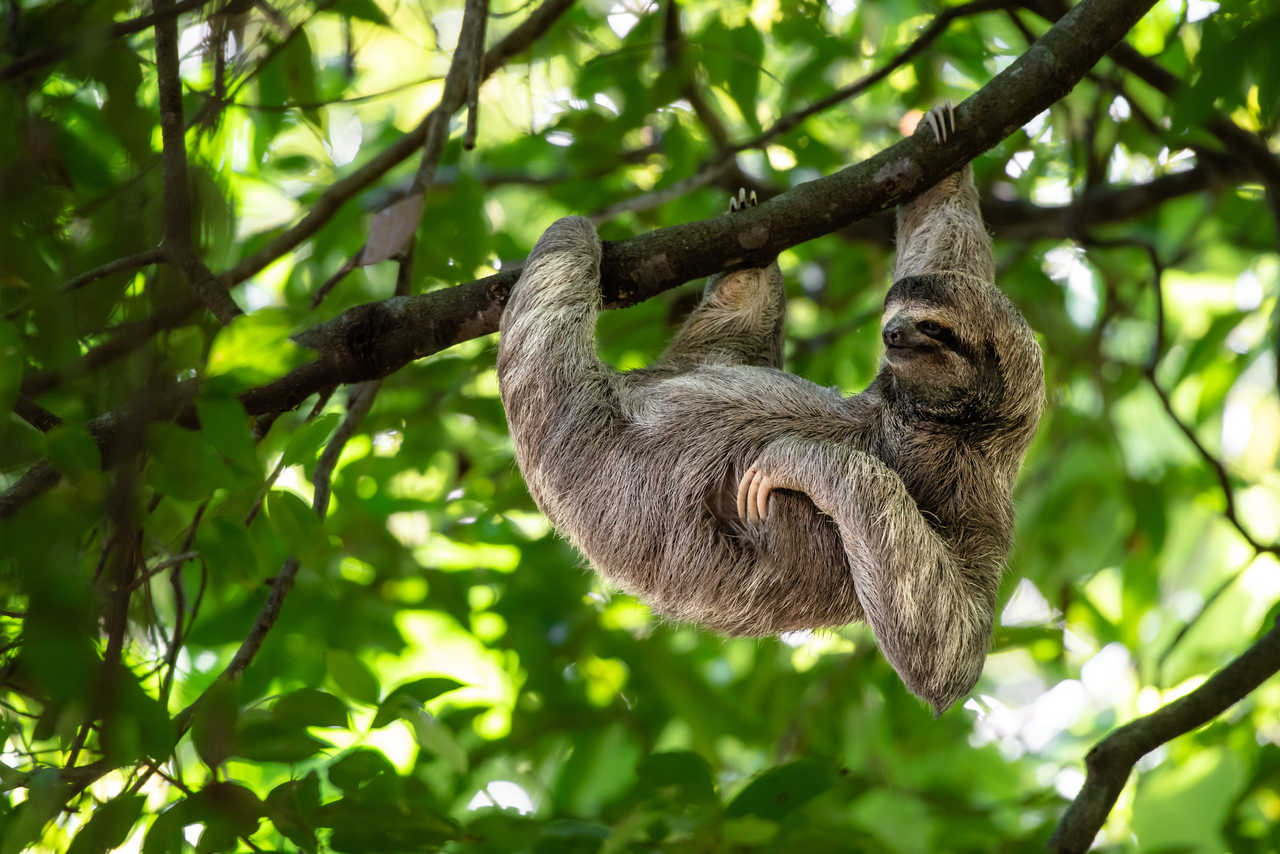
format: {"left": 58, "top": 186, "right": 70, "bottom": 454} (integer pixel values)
{"left": 736, "top": 465, "right": 774, "bottom": 525}
{"left": 728, "top": 187, "right": 759, "bottom": 213}
{"left": 923, "top": 100, "right": 956, "bottom": 144}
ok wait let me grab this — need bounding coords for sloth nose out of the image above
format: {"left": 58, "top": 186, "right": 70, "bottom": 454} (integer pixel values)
{"left": 882, "top": 318, "right": 909, "bottom": 347}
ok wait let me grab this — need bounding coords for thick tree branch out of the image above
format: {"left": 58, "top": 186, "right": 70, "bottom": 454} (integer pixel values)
{"left": 1050, "top": 619, "right": 1280, "bottom": 853}
{"left": 2, "top": 0, "right": 1162, "bottom": 516}
{"left": 240, "top": 0, "right": 1160, "bottom": 416}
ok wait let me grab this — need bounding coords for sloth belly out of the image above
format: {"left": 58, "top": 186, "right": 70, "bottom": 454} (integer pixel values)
{"left": 563, "top": 366, "right": 867, "bottom": 634}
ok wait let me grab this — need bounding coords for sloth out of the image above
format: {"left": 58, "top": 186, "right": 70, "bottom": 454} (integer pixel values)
{"left": 496, "top": 104, "right": 1045, "bottom": 713}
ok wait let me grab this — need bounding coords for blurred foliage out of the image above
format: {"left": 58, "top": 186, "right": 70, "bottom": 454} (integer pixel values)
{"left": 1, "top": 0, "right": 1279, "bottom": 852}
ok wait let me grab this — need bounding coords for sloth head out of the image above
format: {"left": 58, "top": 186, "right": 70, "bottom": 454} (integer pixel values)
{"left": 878, "top": 273, "right": 1044, "bottom": 432}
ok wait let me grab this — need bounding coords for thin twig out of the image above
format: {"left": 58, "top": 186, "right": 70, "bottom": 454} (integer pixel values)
{"left": 1155, "top": 559, "right": 1250, "bottom": 687}
{"left": 13, "top": 397, "right": 61, "bottom": 432}
{"left": 0, "top": 0, "right": 214, "bottom": 82}
{"left": 313, "top": 381, "right": 380, "bottom": 518}
{"left": 152, "top": 0, "right": 242, "bottom": 323}
{"left": 224, "top": 0, "right": 577, "bottom": 286}
{"left": 1050, "top": 618, "right": 1280, "bottom": 853}
{"left": 732, "top": 0, "right": 1020, "bottom": 154}
{"left": 414, "top": 0, "right": 490, "bottom": 189}
{"left": 464, "top": 0, "right": 490, "bottom": 149}
{"left": 60, "top": 248, "right": 166, "bottom": 294}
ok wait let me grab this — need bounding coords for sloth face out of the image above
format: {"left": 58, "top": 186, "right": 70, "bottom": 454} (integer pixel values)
{"left": 881, "top": 274, "right": 1040, "bottom": 426}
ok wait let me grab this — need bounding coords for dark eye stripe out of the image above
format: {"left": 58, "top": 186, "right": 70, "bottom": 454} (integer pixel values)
{"left": 926, "top": 325, "right": 962, "bottom": 352}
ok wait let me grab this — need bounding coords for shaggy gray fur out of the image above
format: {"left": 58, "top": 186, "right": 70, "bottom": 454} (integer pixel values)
{"left": 496, "top": 109, "right": 1044, "bottom": 714}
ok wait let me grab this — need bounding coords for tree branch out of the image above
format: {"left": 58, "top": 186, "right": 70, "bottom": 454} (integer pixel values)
{"left": 221, "top": 0, "right": 577, "bottom": 287}
{"left": 731, "top": 0, "right": 1020, "bottom": 155}
{"left": 59, "top": 248, "right": 166, "bottom": 294}
{"left": 2, "top": 0, "right": 1162, "bottom": 518}
{"left": 1050, "top": 619, "right": 1280, "bottom": 853}
{"left": 1028, "top": 0, "right": 1280, "bottom": 237}
{"left": 152, "top": 0, "right": 243, "bottom": 323}
{"left": 0, "top": 0, "right": 213, "bottom": 82}
{"left": 239, "top": 0, "right": 1161, "bottom": 417}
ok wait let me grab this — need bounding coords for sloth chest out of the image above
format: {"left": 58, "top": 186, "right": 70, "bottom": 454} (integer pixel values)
{"left": 624, "top": 366, "right": 845, "bottom": 435}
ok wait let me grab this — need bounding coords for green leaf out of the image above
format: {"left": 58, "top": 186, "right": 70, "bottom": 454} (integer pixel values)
{"left": 327, "top": 649, "right": 381, "bottom": 705}
{"left": 334, "top": 0, "right": 390, "bottom": 27}
{"left": 195, "top": 517, "right": 260, "bottom": 582}
{"left": 280, "top": 33, "right": 320, "bottom": 124}
{"left": 328, "top": 748, "right": 396, "bottom": 792}
{"left": 67, "top": 794, "right": 145, "bottom": 854}
{"left": 189, "top": 782, "right": 265, "bottom": 849}
{"left": 320, "top": 797, "right": 457, "bottom": 852}
{"left": 989, "top": 624, "right": 1063, "bottom": 653}
{"left": 45, "top": 424, "right": 100, "bottom": 475}
{"left": 372, "top": 677, "right": 464, "bottom": 728}
{"left": 196, "top": 397, "right": 258, "bottom": 475}
{"left": 282, "top": 413, "right": 341, "bottom": 469}
{"left": 206, "top": 309, "right": 304, "bottom": 387}
{"left": 142, "top": 802, "right": 189, "bottom": 854}
{"left": 266, "top": 490, "right": 328, "bottom": 564}
{"left": 697, "top": 18, "right": 765, "bottom": 132}
{"left": 192, "top": 680, "right": 239, "bottom": 771}
{"left": 234, "top": 718, "right": 329, "bottom": 763}
{"left": 407, "top": 708, "right": 467, "bottom": 774}
{"left": 273, "top": 688, "right": 349, "bottom": 729}
{"left": 725, "top": 759, "right": 834, "bottom": 821}
{"left": 266, "top": 772, "right": 321, "bottom": 853}
{"left": 148, "top": 423, "right": 234, "bottom": 502}
{"left": 636, "top": 751, "right": 716, "bottom": 805}
{"left": 0, "top": 321, "right": 20, "bottom": 417}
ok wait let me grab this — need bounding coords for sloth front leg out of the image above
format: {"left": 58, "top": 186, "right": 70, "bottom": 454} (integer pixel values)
{"left": 738, "top": 439, "right": 996, "bottom": 715}
{"left": 894, "top": 101, "right": 994, "bottom": 283}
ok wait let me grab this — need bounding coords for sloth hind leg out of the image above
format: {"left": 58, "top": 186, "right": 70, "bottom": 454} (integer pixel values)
{"left": 656, "top": 189, "right": 787, "bottom": 370}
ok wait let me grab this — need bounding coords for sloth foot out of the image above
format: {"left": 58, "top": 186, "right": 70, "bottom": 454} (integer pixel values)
{"left": 728, "top": 187, "right": 758, "bottom": 213}
{"left": 922, "top": 100, "right": 956, "bottom": 144}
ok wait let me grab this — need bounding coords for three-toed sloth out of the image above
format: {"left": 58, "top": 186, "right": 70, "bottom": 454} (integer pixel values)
{"left": 497, "top": 105, "right": 1045, "bottom": 714}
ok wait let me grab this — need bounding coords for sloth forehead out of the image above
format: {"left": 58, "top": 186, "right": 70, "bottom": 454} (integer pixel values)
{"left": 885, "top": 273, "right": 960, "bottom": 308}
{"left": 881, "top": 299, "right": 960, "bottom": 332}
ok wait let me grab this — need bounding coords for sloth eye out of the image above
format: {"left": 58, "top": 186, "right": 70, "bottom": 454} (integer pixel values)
{"left": 917, "top": 320, "right": 947, "bottom": 338}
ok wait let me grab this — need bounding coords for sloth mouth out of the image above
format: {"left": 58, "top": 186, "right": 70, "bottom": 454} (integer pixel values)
{"left": 885, "top": 343, "right": 937, "bottom": 361}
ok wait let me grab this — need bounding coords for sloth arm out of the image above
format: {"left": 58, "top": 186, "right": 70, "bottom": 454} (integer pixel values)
{"left": 738, "top": 438, "right": 994, "bottom": 714}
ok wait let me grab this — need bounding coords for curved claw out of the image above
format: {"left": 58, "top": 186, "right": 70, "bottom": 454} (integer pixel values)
{"left": 728, "top": 187, "right": 759, "bottom": 213}
{"left": 736, "top": 465, "right": 773, "bottom": 525}
{"left": 923, "top": 100, "right": 956, "bottom": 144}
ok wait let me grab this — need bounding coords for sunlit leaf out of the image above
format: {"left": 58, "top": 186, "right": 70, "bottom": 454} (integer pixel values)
{"left": 272, "top": 688, "right": 349, "bottom": 729}
{"left": 371, "top": 677, "right": 465, "bottom": 728}
{"left": 327, "top": 650, "right": 381, "bottom": 706}
{"left": 66, "top": 794, "right": 145, "bottom": 854}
